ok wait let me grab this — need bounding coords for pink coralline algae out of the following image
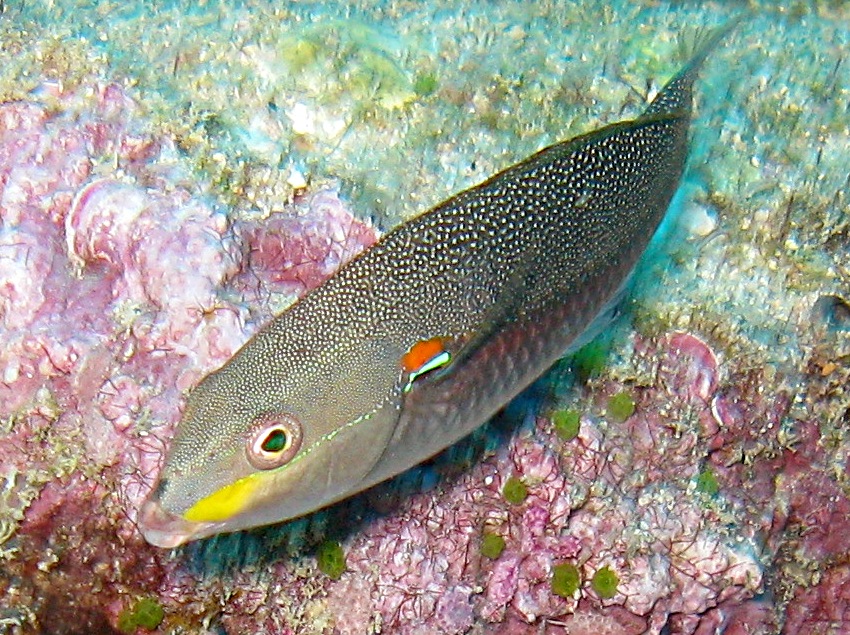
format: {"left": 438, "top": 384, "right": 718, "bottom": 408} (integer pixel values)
{"left": 784, "top": 565, "right": 850, "bottom": 634}
{"left": 1, "top": 82, "right": 849, "bottom": 635}
{"left": 0, "top": 82, "right": 375, "bottom": 632}
{"left": 320, "top": 334, "right": 768, "bottom": 634}
{"left": 320, "top": 329, "right": 846, "bottom": 634}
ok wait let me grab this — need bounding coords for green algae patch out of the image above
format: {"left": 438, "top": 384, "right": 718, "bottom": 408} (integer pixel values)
{"left": 480, "top": 532, "right": 506, "bottom": 560}
{"left": 279, "top": 37, "right": 320, "bottom": 73}
{"left": 502, "top": 476, "right": 528, "bottom": 505}
{"left": 591, "top": 566, "right": 619, "bottom": 599}
{"left": 551, "top": 562, "right": 581, "bottom": 598}
{"left": 607, "top": 391, "right": 635, "bottom": 422}
{"left": 117, "top": 597, "right": 164, "bottom": 633}
{"left": 317, "top": 539, "right": 347, "bottom": 580}
{"left": 696, "top": 466, "right": 720, "bottom": 496}
{"left": 276, "top": 19, "right": 415, "bottom": 110}
{"left": 553, "top": 409, "right": 581, "bottom": 441}
{"left": 413, "top": 72, "right": 438, "bottom": 96}
{"left": 573, "top": 339, "right": 609, "bottom": 381}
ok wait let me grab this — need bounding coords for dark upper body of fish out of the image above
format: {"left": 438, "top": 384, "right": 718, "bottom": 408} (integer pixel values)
{"left": 139, "top": 21, "right": 737, "bottom": 547}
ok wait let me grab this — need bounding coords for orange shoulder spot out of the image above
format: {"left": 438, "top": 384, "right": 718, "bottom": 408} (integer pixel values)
{"left": 402, "top": 337, "right": 446, "bottom": 373}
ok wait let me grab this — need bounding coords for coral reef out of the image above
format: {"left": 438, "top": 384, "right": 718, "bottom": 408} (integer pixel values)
{"left": 1, "top": 2, "right": 848, "bottom": 634}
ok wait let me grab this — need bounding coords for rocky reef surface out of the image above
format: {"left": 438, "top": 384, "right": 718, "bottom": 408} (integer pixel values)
{"left": 0, "top": 2, "right": 848, "bottom": 634}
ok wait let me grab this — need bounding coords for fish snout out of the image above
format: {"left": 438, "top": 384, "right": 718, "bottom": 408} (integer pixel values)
{"left": 137, "top": 493, "right": 220, "bottom": 548}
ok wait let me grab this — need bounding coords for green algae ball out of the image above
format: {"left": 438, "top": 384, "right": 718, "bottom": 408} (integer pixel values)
{"left": 573, "top": 339, "right": 609, "bottom": 381}
{"left": 414, "top": 72, "right": 438, "bottom": 96}
{"left": 317, "top": 539, "right": 347, "bottom": 580}
{"left": 591, "top": 566, "right": 619, "bottom": 599}
{"left": 696, "top": 467, "right": 720, "bottom": 496}
{"left": 553, "top": 409, "right": 581, "bottom": 441}
{"left": 551, "top": 562, "right": 581, "bottom": 598}
{"left": 607, "top": 391, "right": 635, "bottom": 422}
{"left": 502, "top": 476, "right": 528, "bottom": 505}
{"left": 117, "top": 609, "right": 135, "bottom": 632}
{"left": 117, "top": 597, "right": 164, "bottom": 633}
{"left": 480, "top": 532, "right": 506, "bottom": 560}
{"left": 281, "top": 38, "right": 320, "bottom": 72}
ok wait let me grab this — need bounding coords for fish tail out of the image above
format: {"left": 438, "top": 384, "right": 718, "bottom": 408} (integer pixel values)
{"left": 643, "top": 15, "right": 747, "bottom": 118}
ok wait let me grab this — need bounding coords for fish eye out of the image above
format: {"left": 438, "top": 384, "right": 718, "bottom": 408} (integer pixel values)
{"left": 246, "top": 412, "right": 303, "bottom": 470}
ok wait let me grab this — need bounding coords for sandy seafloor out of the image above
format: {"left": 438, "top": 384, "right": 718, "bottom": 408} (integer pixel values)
{"left": 0, "top": 1, "right": 848, "bottom": 634}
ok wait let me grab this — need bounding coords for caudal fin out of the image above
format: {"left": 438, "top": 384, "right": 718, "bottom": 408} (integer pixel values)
{"left": 643, "top": 15, "right": 745, "bottom": 118}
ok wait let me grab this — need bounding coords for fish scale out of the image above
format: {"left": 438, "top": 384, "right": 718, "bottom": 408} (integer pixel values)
{"left": 139, "top": 20, "right": 739, "bottom": 547}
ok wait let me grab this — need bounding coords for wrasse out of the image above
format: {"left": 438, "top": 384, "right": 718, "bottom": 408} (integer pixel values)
{"left": 140, "top": 21, "right": 738, "bottom": 547}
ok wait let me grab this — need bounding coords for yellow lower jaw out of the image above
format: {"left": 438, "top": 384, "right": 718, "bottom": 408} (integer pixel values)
{"left": 183, "top": 474, "right": 262, "bottom": 523}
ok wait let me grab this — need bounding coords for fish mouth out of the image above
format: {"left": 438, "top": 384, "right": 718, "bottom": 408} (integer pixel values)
{"left": 137, "top": 497, "right": 222, "bottom": 548}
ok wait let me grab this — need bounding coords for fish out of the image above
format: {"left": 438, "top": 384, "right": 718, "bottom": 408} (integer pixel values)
{"left": 139, "top": 20, "right": 738, "bottom": 548}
